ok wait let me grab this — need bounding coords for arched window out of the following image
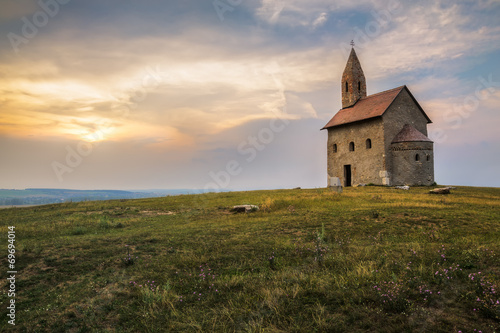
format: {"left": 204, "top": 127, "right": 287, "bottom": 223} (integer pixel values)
{"left": 366, "top": 139, "right": 372, "bottom": 149}
{"left": 415, "top": 154, "right": 420, "bottom": 161}
{"left": 333, "top": 144, "right": 337, "bottom": 153}
{"left": 358, "top": 81, "right": 361, "bottom": 92}
{"left": 345, "top": 81, "right": 348, "bottom": 92}
{"left": 349, "top": 142, "right": 355, "bottom": 152}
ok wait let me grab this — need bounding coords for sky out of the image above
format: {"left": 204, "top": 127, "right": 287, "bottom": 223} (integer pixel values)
{"left": 0, "top": 0, "right": 499, "bottom": 190}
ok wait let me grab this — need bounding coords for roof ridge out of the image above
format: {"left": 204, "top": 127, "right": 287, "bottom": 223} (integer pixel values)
{"left": 340, "top": 85, "right": 404, "bottom": 110}
{"left": 362, "top": 85, "right": 405, "bottom": 99}
{"left": 321, "top": 85, "right": 407, "bottom": 129}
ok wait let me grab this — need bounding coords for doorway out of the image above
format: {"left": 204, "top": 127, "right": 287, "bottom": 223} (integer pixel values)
{"left": 344, "top": 165, "right": 352, "bottom": 187}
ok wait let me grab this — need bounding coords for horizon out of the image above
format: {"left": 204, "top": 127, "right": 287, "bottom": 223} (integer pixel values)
{"left": 3, "top": 183, "right": 500, "bottom": 193}
{"left": 1, "top": 1, "right": 500, "bottom": 190}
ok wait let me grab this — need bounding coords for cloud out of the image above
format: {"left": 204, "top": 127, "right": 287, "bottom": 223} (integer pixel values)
{"left": 254, "top": 0, "right": 390, "bottom": 27}
{"left": 257, "top": 0, "right": 286, "bottom": 24}
{"left": 353, "top": 1, "right": 500, "bottom": 78}
{"left": 423, "top": 84, "right": 500, "bottom": 147}
{"left": 0, "top": 25, "right": 335, "bottom": 143}
{"left": 312, "top": 12, "right": 328, "bottom": 29}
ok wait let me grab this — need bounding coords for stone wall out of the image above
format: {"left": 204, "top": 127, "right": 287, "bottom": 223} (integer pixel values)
{"left": 327, "top": 118, "right": 385, "bottom": 186}
{"left": 382, "top": 88, "right": 432, "bottom": 178}
{"left": 391, "top": 141, "right": 434, "bottom": 185}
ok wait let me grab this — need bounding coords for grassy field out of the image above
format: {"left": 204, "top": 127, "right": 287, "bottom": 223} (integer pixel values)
{"left": 0, "top": 186, "right": 499, "bottom": 332}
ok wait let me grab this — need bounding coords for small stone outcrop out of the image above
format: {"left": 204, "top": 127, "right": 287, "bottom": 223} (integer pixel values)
{"left": 429, "top": 187, "right": 451, "bottom": 195}
{"left": 231, "top": 205, "right": 259, "bottom": 213}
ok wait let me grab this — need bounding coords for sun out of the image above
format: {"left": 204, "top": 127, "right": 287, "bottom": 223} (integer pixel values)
{"left": 74, "top": 126, "right": 115, "bottom": 142}
{"left": 81, "top": 127, "right": 117, "bottom": 142}
{"left": 66, "top": 118, "right": 116, "bottom": 142}
{"left": 81, "top": 132, "right": 104, "bottom": 142}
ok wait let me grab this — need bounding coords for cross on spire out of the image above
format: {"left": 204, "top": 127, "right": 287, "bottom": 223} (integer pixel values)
{"left": 350, "top": 40, "right": 355, "bottom": 48}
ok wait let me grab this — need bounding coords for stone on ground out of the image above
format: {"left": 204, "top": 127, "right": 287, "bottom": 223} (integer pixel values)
{"left": 429, "top": 187, "right": 451, "bottom": 194}
{"left": 231, "top": 205, "right": 259, "bottom": 213}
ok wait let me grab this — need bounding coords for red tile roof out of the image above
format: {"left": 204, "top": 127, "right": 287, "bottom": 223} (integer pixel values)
{"left": 321, "top": 85, "right": 431, "bottom": 129}
{"left": 392, "top": 124, "right": 433, "bottom": 143}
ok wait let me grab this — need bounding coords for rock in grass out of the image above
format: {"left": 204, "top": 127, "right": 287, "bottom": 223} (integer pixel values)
{"left": 231, "top": 205, "right": 259, "bottom": 213}
{"left": 395, "top": 185, "right": 410, "bottom": 190}
{"left": 429, "top": 187, "right": 451, "bottom": 194}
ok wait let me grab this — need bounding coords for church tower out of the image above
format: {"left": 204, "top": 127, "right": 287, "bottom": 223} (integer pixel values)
{"left": 341, "top": 47, "right": 367, "bottom": 108}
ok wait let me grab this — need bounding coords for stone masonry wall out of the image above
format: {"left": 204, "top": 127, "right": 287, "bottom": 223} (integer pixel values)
{"left": 342, "top": 50, "right": 367, "bottom": 108}
{"left": 382, "top": 89, "right": 432, "bottom": 179}
{"left": 391, "top": 141, "right": 434, "bottom": 185}
{"left": 327, "top": 118, "right": 385, "bottom": 186}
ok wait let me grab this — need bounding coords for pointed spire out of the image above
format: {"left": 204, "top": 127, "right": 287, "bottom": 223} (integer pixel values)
{"left": 341, "top": 47, "right": 367, "bottom": 108}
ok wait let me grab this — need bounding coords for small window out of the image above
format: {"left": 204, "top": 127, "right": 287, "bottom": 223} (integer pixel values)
{"left": 349, "top": 142, "right": 355, "bottom": 152}
{"left": 358, "top": 81, "right": 361, "bottom": 92}
{"left": 333, "top": 144, "right": 337, "bottom": 153}
{"left": 366, "top": 139, "right": 372, "bottom": 149}
{"left": 345, "top": 81, "right": 348, "bottom": 92}
{"left": 415, "top": 154, "right": 420, "bottom": 161}
{"left": 427, "top": 155, "right": 430, "bottom": 161}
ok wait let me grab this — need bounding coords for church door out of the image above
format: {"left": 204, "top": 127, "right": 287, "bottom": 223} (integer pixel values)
{"left": 344, "top": 165, "right": 352, "bottom": 187}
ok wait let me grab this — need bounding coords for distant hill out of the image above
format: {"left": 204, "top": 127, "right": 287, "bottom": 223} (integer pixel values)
{"left": 0, "top": 188, "right": 223, "bottom": 206}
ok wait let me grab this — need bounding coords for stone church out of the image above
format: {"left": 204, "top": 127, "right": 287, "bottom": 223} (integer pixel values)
{"left": 322, "top": 47, "right": 434, "bottom": 187}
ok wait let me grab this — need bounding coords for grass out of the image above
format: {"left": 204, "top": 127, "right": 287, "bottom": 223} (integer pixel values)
{"left": 0, "top": 186, "right": 499, "bottom": 332}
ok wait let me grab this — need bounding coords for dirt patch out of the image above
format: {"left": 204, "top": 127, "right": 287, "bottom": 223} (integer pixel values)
{"left": 140, "top": 210, "right": 175, "bottom": 216}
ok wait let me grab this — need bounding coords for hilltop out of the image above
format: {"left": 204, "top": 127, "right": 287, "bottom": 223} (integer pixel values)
{"left": 0, "top": 186, "right": 499, "bottom": 332}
